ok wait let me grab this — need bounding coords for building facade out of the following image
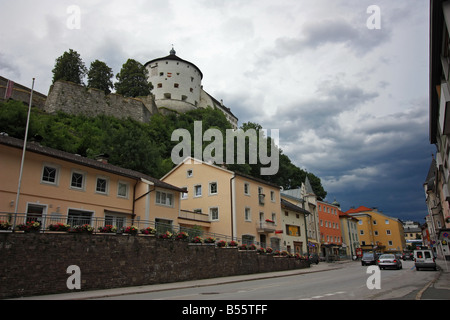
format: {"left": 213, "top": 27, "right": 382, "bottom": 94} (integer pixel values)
{"left": 403, "top": 220, "right": 423, "bottom": 249}
{"left": 280, "top": 197, "right": 309, "bottom": 255}
{"left": 281, "top": 176, "right": 321, "bottom": 255}
{"left": 318, "top": 200, "right": 343, "bottom": 259}
{"left": 427, "top": 0, "right": 450, "bottom": 260}
{"left": 339, "top": 211, "right": 360, "bottom": 258}
{"left": 161, "top": 157, "right": 283, "bottom": 249}
{"left": 0, "top": 134, "right": 185, "bottom": 230}
{"left": 346, "top": 206, "right": 405, "bottom": 253}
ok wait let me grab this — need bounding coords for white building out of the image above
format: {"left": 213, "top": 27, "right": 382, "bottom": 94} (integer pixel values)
{"left": 145, "top": 48, "right": 238, "bottom": 129}
{"left": 281, "top": 176, "right": 321, "bottom": 255}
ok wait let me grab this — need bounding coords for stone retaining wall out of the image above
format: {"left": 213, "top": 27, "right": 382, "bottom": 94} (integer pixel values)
{"left": 0, "top": 233, "right": 309, "bottom": 299}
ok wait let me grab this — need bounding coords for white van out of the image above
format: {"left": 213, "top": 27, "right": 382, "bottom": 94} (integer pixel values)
{"left": 414, "top": 249, "right": 437, "bottom": 271}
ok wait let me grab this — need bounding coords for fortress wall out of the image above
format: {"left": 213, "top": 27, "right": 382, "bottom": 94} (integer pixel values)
{"left": 44, "top": 80, "right": 159, "bottom": 122}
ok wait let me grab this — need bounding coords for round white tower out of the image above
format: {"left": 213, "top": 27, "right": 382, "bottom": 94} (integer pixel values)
{"left": 145, "top": 48, "right": 203, "bottom": 112}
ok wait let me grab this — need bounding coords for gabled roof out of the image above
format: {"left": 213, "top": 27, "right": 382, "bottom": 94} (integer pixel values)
{"left": 0, "top": 135, "right": 186, "bottom": 193}
{"left": 281, "top": 198, "right": 310, "bottom": 215}
{"left": 345, "top": 206, "right": 372, "bottom": 214}
{"left": 339, "top": 211, "right": 359, "bottom": 221}
{"left": 160, "top": 157, "right": 234, "bottom": 180}
{"left": 161, "top": 157, "right": 281, "bottom": 189}
{"left": 282, "top": 188, "right": 302, "bottom": 200}
{"left": 346, "top": 205, "right": 402, "bottom": 223}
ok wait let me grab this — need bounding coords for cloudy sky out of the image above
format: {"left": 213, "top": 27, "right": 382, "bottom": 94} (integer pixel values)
{"left": 0, "top": 0, "right": 432, "bottom": 222}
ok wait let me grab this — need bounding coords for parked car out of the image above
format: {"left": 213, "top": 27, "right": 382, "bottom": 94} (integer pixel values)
{"left": 309, "top": 253, "right": 319, "bottom": 264}
{"left": 402, "top": 252, "right": 413, "bottom": 261}
{"left": 361, "top": 252, "right": 377, "bottom": 266}
{"left": 414, "top": 249, "right": 437, "bottom": 271}
{"left": 377, "top": 254, "right": 402, "bottom": 270}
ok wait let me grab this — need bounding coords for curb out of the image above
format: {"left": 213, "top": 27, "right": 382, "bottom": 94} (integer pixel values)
{"left": 415, "top": 268, "right": 442, "bottom": 300}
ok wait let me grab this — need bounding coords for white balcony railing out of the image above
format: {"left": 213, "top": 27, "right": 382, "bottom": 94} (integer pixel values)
{"left": 257, "top": 220, "right": 276, "bottom": 233}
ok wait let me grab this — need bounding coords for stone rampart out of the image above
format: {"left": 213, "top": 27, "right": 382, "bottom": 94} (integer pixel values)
{"left": 0, "top": 76, "right": 47, "bottom": 109}
{"left": 44, "top": 80, "right": 159, "bottom": 122}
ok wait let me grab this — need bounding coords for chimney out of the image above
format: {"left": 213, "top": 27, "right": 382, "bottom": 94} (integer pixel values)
{"left": 95, "top": 153, "right": 109, "bottom": 164}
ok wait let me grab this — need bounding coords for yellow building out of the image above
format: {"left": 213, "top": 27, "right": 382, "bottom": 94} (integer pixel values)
{"left": 0, "top": 135, "right": 184, "bottom": 230}
{"left": 161, "top": 157, "right": 283, "bottom": 249}
{"left": 346, "top": 206, "right": 405, "bottom": 253}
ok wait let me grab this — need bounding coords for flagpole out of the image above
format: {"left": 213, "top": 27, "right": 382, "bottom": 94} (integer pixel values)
{"left": 13, "top": 78, "right": 35, "bottom": 229}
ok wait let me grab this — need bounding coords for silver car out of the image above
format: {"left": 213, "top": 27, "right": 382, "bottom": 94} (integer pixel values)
{"left": 377, "top": 254, "right": 402, "bottom": 270}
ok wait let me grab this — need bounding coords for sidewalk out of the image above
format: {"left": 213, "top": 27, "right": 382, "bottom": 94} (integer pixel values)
{"left": 12, "top": 261, "right": 350, "bottom": 300}
{"left": 419, "top": 258, "right": 450, "bottom": 300}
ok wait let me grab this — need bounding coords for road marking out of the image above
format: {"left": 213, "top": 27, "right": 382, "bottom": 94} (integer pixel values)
{"left": 299, "top": 291, "right": 346, "bottom": 300}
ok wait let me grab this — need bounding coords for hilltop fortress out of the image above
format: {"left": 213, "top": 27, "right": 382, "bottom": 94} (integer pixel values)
{"left": 1, "top": 49, "right": 238, "bottom": 128}
{"left": 145, "top": 48, "right": 238, "bottom": 129}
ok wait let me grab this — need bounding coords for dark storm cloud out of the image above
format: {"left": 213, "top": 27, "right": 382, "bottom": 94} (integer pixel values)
{"left": 273, "top": 81, "right": 379, "bottom": 137}
{"left": 266, "top": 17, "right": 391, "bottom": 61}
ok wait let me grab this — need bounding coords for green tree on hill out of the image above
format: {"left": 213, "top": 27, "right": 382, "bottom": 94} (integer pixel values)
{"left": 115, "top": 59, "right": 153, "bottom": 97}
{"left": 52, "top": 49, "right": 87, "bottom": 85}
{"left": 87, "top": 60, "right": 114, "bottom": 94}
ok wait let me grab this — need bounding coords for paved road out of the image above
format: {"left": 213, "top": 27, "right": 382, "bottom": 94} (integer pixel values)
{"left": 92, "top": 260, "right": 442, "bottom": 300}
{"left": 13, "top": 259, "right": 449, "bottom": 301}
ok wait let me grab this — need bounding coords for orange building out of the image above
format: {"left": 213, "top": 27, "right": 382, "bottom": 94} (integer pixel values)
{"left": 317, "top": 200, "right": 343, "bottom": 259}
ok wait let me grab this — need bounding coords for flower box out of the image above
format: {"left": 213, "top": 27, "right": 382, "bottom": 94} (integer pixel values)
{"left": 191, "top": 236, "right": 203, "bottom": 244}
{"left": 48, "top": 223, "right": 71, "bottom": 232}
{"left": 238, "top": 244, "right": 248, "bottom": 250}
{"left": 0, "top": 220, "right": 12, "bottom": 231}
{"left": 204, "top": 237, "right": 215, "bottom": 244}
{"left": 17, "top": 221, "right": 41, "bottom": 233}
{"left": 140, "top": 227, "right": 156, "bottom": 235}
{"left": 175, "top": 231, "right": 189, "bottom": 241}
{"left": 69, "top": 224, "right": 94, "bottom": 234}
{"left": 98, "top": 225, "right": 117, "bottom": 233}
{"left": 217, "top": 240, "right": 227, "bottom": 248}
{"left": 122, "top": 226, "right": 138, "bottom": 235}
{"left": 228, "top": 240, "right": 238, "bottom": 247}
{"left": 158, "top": 231, "right": 174, "bottom": 240}
{"left": 257, "top": 248, "right": 266, "bottom": 254}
